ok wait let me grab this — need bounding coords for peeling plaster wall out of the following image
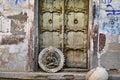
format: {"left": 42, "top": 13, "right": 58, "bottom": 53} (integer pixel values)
{"left": 0, "top": 0, "right": 34, "bottom": 72}
{"left": 92, "top": 0, "right": 120, "bottom": 70}
{"left": 99, "top": 0, "right": 120, "bottom": 70}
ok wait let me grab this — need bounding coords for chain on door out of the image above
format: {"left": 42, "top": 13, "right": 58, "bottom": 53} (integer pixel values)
{"left": 39, "top": 0, "right": 89, "bottom": 69}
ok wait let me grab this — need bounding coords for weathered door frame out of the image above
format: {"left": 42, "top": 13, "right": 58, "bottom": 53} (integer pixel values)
{"left": 33, "top": 0, "right": 93, "bottom": 72}
{"left": 33, "top": 0, "right": 40, "bottom": 71}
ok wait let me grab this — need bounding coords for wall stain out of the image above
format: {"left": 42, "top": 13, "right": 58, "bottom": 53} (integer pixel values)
{"left": 0, "top": 35, "right": 25, "bottom": 45}
{"left": 7, "top": 12, "right": 28, "bottom": 35}
{"left": 11, "top": 20, "right": 26, "bottom": 35}
{"left": 7, "top": 12, "right": 28, "bottom": 23}
{"left": 0, "top": 48, "right": 9, "bottom": 65}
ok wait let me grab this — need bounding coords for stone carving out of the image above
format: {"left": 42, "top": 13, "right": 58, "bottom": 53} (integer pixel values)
{"left": 38, "top": 46, "right": 64, "bottom": 72}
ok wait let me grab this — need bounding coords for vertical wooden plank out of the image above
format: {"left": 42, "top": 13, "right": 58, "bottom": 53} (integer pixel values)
{"left": 67, "top": 12, "right": 86, "bottom": 30}
{"left": 67, "top": 32, "right": 85, "bottom": 48}
{"left": 75, "top": 13, "right": 85, "bottom": 30}
{"left": 42, "top": 32, "right": 60, "bottom": 48}
{"left": 67, "top": 0, "right": 74, "bottom": 9}
{"left": 74, "top": 0, "right": 84, "bottom": 9}
{"left": 53, "top": 13, "right": 61, "bottom": 30}
{"left": 66, "top": 50, "right": 87, "bottom": 68}
{"left": 53, "top": 0, "right": 61, "bottom": 9}
{"left": 43, "top": 0, "right": 53, "bottom": 10}
{"left": 67, "top": 12, "right": 74, "bottom": 29}
{"left": 40, "top": 0, "right": 63, "bottom": 50}
{"left": 61, "top": 0, "right": 65, "bottom": 52}
{"left": 65, "top": 0, "right": 89, "bottom": 68}
{"left": 42, "top": 13, "right": 52, "bottom": 30}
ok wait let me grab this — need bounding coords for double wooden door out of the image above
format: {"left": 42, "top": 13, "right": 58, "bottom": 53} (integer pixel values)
{"left": 39, "top": 0, "right": 89, "bottom": 68}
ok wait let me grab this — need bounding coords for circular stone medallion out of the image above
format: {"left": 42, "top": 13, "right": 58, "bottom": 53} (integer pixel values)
{"left": 38, "top": 46, "right": 64, "bottom": 73}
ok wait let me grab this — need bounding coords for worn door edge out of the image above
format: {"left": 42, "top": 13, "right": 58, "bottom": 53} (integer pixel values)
{"left": 87, "top": 0, "right": 93, "bottom": 70}
{"left": 33, "top": 0, "right": 40, "bottom": 71}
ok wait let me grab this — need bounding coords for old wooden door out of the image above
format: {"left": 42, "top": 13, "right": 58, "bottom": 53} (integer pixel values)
{"left": 39, "top": 0, "right": 89, "bottom": 69}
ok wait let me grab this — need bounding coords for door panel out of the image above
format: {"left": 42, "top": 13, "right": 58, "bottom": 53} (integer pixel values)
{"left": 66, "top": 0, "right": 88, "bottom": 10}
{"left": 52, "top": 13, "right": 62, "bottom": 30}
{"left": 66, "top": 32, "right": 86, "bottom": 49}
{"left": 65, "top": 32, "right": 87, "bottom": 68}
{"left": 42, "top": 13, "right": 61, "bottom": 30}
{"left": 67, "top": 12, "right": 86, "bottom": 31}
{"left": 42, "top": 13, "right": 53, "bottom": 30}
{"left": 42, "top": 0, "right": 53, "bottom": 10}
{"left": 40, "top": 0, "right": 63, "bottom": 50}
{"left": 41, "top": 32, "right": 60, "bottom": 48}
{"left": 41, "top": 12, "right": 62, "bottom": 48}
{"left": 64, "top": 0, "right": 88, "bottom": 68}
{"left": 66, "top": 50, "right": 87, "bottom": 68}
{"left": 42, "top": 0, "right": 63, "bottom": 11}
{"left": 39, "top": 0, "right": 89, "bottom": 69}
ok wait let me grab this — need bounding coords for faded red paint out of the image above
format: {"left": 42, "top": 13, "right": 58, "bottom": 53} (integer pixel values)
{"left": 93, "top": 25, "right": 98, "bottom": 55}
{"left": 93, "top": 25, "right": 106, "bottom": 54}
{"left": 92, "top": 25, "right": 106, "bottom": 54}
{"left": 87, "top": 25, "right": 91, "bottom": 49}
{"left": 0, "top": 35, "right": 25, "bottom": 45}
{"left": 27, "top": 22, "right": 34, "bottom": 71}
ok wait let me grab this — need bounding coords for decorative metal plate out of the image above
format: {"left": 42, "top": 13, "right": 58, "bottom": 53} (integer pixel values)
{"left": 38, "top": 46, "right": 64, "bottom": 72}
